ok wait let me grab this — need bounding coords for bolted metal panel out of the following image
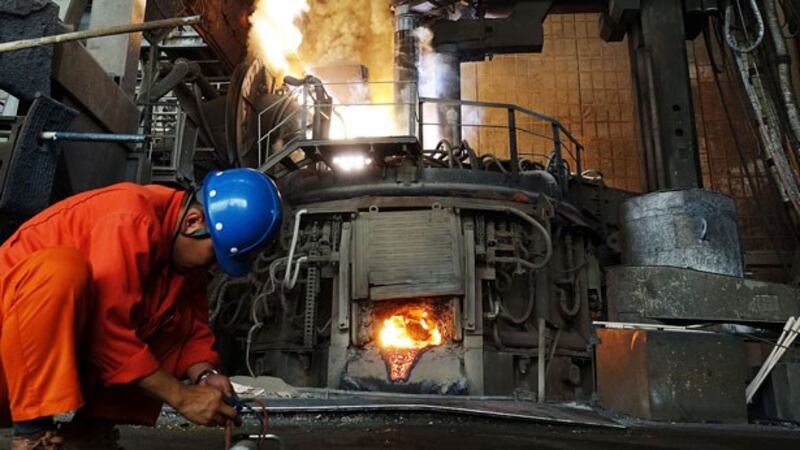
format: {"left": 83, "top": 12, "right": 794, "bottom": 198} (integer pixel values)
{"left": 620, "top": 189, "right": 743, "bottom": 276}
{"left": 596, "top": 328, "right": 747, "bottom": 423}
{"left": 606, "top": 265, "right": 800, "bottom": 324}
{"left": 352, "top": 208, "right": 464, "bottom": 300}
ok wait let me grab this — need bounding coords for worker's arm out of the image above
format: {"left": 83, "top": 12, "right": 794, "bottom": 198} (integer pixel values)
{"left": 137, "top": 368, "right": 238, "bottom": 426}
{"left": 177, "top": 274, "right": 231, "bottom": 394}
{"left": 187, "top": 362, "right": 235, "bottom": 398}
{"left": 186, "top": 362, "right": 215, "bottom": 387}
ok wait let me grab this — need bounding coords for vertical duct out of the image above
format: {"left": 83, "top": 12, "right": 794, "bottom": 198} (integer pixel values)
{"left": 437, "top": 45, "right": 462, "bottom": 145}
{"left": 394, "top": 5, "right": 420, "bottom": 133}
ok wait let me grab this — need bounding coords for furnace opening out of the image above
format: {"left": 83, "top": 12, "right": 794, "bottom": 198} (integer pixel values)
{"left": 371, "top": 300, "right": 452, "bottom": 383}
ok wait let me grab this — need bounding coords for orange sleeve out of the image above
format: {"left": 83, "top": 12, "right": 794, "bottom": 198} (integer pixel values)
{"left": 83, "top": 213, "right": 161, "bottom": 386}
{"left": 175, "top": 276, "right": 220, "bottom": 379}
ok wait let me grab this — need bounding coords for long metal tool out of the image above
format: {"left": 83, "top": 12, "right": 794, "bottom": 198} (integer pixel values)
{"left": 0, "top": 15, "right": 201, "bottom": 54}
{"left": 40, "top": 131, "right": 146, "bottom": 143}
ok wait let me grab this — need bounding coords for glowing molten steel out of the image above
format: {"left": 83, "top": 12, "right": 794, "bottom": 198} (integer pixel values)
{"left": 378, "top": 308, "right": 443, "bottom": 382}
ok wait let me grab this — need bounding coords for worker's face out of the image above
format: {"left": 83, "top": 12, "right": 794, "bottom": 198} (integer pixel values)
{"left": 172, "top": 205, "right": 216, "bottom": 271}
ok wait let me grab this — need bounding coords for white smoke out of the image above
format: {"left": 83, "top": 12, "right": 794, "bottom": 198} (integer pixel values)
{"left": 413, "top": 27, "right": 458, "bottom": 98}
{"left": 414, "top": 26, "right": 484, "bottom": 149}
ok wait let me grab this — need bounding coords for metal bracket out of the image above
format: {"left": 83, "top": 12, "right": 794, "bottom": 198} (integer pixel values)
{"left": 337, "top": 222, "right": 352, "bottom": 331}
{"left": 463, "top": 219, "right": 478, "bottom": 331}
{"left": 431, "top": 1, "right": 553, "bottom": 61}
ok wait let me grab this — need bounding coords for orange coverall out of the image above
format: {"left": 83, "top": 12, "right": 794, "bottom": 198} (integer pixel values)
{"left": 0, "top": 183, "right": 220, "bottom": 426}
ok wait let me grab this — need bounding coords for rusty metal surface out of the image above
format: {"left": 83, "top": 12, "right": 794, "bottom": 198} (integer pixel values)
{"left": 620, "top": 189, "right": 743, "bottom": 276}
{"left": 606, "top": 265, "right": 800, "bottom": 324}
{"left": 182, "top": 0, "right": 251, "bottom": 73}
{"left": 461, "top": 14, "right": 642, "bottom": 193}
{"left": 50, "top": 40, "right": 139, "bottom": 196}
{"left": 52, "top": 41, "right": 139, "bottom": 136}
{"left": 596, "top": 328, "right": 748, "bottom": 423}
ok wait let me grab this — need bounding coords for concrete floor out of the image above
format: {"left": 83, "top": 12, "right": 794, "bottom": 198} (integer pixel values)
{"left": 2, "top": 412, "right": 798, "bottom": 450}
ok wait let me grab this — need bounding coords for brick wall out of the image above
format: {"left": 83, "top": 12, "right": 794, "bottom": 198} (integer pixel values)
{"left": 460, "top": 13, "right": 796, "bottom": 256}
{"left": 460, "top": 13, "right": 641, "bottom": 192}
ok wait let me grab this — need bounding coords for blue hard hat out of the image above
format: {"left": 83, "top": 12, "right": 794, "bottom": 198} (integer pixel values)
{"left": 200, "top": 168, "right": 283, "bottom": 277}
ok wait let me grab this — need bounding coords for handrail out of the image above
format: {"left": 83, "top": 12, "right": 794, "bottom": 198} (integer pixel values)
{"left": 255, "top": 79, "right": 587, "bottom": 192}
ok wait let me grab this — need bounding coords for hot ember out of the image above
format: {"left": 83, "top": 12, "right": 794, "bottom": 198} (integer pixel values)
{"left": 377, "top": 306, "right": 444, "bottom": 382}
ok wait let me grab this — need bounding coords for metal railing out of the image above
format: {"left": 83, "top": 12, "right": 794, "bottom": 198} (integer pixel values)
{"left": 256, "top": 80, "right": 585, "bottom": 188}
{"left": 418, "top": 97, "right": 584, "bottom": 183}
{"left": 256, "top": 80, "right": 418, "bottom": 167}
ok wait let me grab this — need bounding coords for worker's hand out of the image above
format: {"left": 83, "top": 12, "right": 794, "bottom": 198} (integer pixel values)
{"left": 175, "top": 384, "right": 238, "bottom": 427}
{"left": 199, "top": 372, "right": 235, "bottom": 398}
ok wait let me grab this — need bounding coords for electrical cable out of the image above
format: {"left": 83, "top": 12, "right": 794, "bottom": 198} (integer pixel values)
{"left": 725, "top": 0, "right": 765, "bottom": 53}
{"left": 480, "top": 154, "right": 509, "bottom": 173}
{"left": 704, "top": 21, "right": 795, "bottom": 276}
{"left": 250, "top": 399, "right": 269, "bottom": 447}
{"left": 496, "top": 271, "right": 536, "bottom": 325}
{"left": 713, "top": 18, "right": 800, "bottom": 248}
{"left": 283, "top": 209, "right": 307, "bottom": 288}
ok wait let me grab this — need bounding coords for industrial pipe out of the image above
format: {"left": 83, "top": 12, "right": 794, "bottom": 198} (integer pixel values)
{"left": 0, "top": 15, "right": 201, "bottom": 54}
{"left": 394, "top": 5, "right": 420, "bottom": 106}
{"left": 724, "top": 0, "right": 764, "bottom": 53}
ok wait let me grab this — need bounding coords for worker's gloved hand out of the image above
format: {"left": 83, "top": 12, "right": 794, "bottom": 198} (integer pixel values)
{"left": 176, "top": 384, "right": 239, "bottom": 427}
{"left": 199, "top": 372, "right": 235, "bottom": 398}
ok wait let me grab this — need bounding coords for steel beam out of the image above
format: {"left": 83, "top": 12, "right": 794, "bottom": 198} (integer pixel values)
{"left": 607, "top": 265, "right": 800, "bottom": 324}
{"left": 626, "top": 0, "right": 702, "bottom": 191}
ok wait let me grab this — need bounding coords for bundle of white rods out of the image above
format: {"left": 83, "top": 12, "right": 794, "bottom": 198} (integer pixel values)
{"left": 746, "top": 316, "right": 800, "bottom": 403}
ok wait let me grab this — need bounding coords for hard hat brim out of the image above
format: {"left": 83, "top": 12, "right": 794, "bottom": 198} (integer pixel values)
{"left": 215, "top": 248, "right": 250, "bottom": 278}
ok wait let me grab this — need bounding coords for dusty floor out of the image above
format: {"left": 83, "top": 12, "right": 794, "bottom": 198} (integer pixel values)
{"left": 1, "top": 412, "right": 798, "bottom": 450}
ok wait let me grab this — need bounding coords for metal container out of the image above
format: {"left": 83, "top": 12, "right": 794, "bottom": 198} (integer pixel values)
{"left": 596, "top": 328, "right": 747, "bottom": 423}
{"left": 620, "top": 189, "right": 744, "bottom": 277}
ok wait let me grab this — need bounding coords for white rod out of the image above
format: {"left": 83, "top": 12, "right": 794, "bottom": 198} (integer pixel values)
{"left": 755, "top": 317, "right": 794, "bottom": 381}
{"left": 747, "top": 317, "right": 798, "bottom": 403}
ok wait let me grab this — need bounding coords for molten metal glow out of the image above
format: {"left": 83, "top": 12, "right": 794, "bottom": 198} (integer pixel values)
{"left": 380, "top": 310, "right": 442, "bottom": 349}
{"left": 378, "top": 307, "right": 444, "bottom": 382}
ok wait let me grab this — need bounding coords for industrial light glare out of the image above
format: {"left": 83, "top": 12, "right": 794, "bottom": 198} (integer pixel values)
{"left": 332, "top": 154, "right": 372, "bottom": 172}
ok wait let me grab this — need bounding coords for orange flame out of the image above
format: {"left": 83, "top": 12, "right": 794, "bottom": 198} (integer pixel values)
{"left": 378, "top": 307, "right": 444, "bottom": 382}
{"left": 248, "top": 0, "right": 309, "bottom": 78}
{"left": 248, "top": 0, "right": 402, "bottom": 139}
{"left": 379, "top": 311, "right": 442, "bottom": 349}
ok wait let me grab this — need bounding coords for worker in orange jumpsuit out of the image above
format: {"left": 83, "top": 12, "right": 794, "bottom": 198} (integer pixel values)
{"left": 0, "top": 168, "right": 283, "bottom": 449}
